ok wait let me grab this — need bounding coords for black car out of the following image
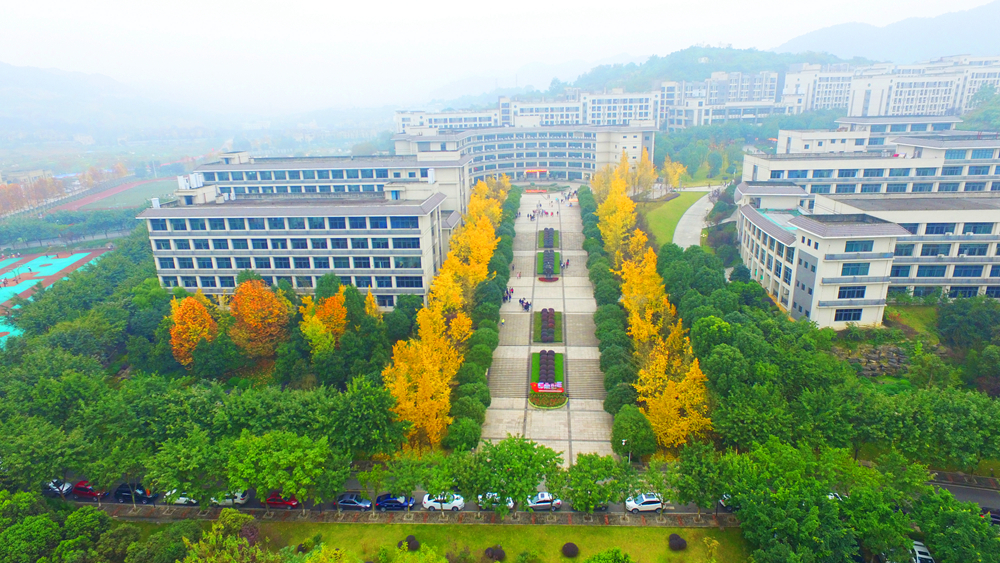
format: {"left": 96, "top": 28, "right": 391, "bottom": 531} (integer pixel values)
{"left": 334, "top": 493, "right": 372, "bottom": 511}
{"left": 375, "top": 493, "right": 414, "bottom": 511}
{"left": 114, "top": 483, "right": 159, "bottom": 505}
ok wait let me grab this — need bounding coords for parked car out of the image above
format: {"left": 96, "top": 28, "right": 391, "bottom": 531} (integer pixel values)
{"left": 43, "top": 479, "right": 72, "bottom": 497}
{"left": 375, "top": 493, "right": 415, "bottom": 512}
{"left": 164, "top": 490, "right": 197, "bottom": 505}
{"left": 525, "top": 492, "right": 562, "bottom": 511}
{"left": 422, "top": 493, "right": 465, "bottom": 511}
{"left": 211, "top": 491, "right": 249, "bottom": 506}
{"left": 333, "top": 493, "right": 371, "bottom": 511}
{"left": 981, "top": 507, "right": 1000, "bottom": 527}
{"left": 718, "top": 494, "right": 737, "bottom": 512}
{"left": 114, "top": 483, "right": 159, "bottom": 505}
{"left": 911, "top": 541, "right": 935, "bottom": 563}
{"left": 71, "top": 481, "right": 107, "bottom": 501}
{"left": 624, "top": 493, "right": 663, "bottom": 514}
{"left": 265, "top": 492, "right": 299, "bottom": 509}
{"left": 478, "top": 493, "right": 515, "bottom": 510}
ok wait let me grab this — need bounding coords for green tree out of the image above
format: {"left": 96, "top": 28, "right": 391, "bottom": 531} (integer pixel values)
{"left": 549, "top": 454, "right": 627, "bottom": 514}
{"left": 357, "top": 465, "right": 388, "bottom": 507}
{"left": 674, "top": 441, "right": 723, "bottom": 517}
{"left": 0, "top": 415, "right": 82, "bottom": 494}
{"left": 330, "top": 378, "right": 407, "bottom": 458}
{"left": 610, "top": 405, "right": 656, "bottom": 461}
{"left": 0, "top": 514, "right": 61, "bottom": 563}
{"left": 386, "top": 452, "right": 429, "bottom": 512}
{"left": 147, "top": 427, "right": 228, "bottom": 508}
{"left": 912, "top": 488, "right": 1000, "bottom": 563}
{"left": 476, "top": 435, "right": 561, "bottom": 517}
{"left": 96, "top": 524, "right": 141, "bottom": 563}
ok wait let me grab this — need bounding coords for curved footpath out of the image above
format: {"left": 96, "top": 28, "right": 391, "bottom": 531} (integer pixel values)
{"left": 483, "top": 190, "right": 613, "bottom": 466}
{"left": 670, "top": 190, "right": 712, "bottom": 249}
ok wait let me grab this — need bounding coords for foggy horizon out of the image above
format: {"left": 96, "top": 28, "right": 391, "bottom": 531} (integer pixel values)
{"left": 3, "top": 0, "right": 996, "bottom": 118}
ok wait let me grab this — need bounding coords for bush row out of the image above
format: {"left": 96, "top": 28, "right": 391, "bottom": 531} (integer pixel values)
{"left": 443, "top": 187, "right": 523, "bottom": 450}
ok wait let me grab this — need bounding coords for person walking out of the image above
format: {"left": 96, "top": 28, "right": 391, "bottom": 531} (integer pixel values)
{"left": 501, "top": 318, "right": 505, "bottom": 327}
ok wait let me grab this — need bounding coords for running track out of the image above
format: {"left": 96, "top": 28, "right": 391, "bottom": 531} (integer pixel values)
{"left": 53, "top": 178, "right": 160, "bottom": 212}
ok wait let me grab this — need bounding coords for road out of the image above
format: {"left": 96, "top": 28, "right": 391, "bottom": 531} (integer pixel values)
{"left": 937, "top": 483, "right": 1000, "bottom": 509}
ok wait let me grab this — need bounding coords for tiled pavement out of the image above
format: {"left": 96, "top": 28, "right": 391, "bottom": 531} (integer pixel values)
{"left": 484, "top": 190, "right": 614, "bottom": 465}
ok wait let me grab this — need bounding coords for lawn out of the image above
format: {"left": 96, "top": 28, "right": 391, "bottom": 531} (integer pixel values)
{"left": 537, "top": 251, "right": 561, "bottom": 276}
{"left": 79, "top": 178, "right": 178, "bottom": 210}
{"left": 883, "top": 305, "right": 939, "bottom": 345}
{"left": 638, "top": 192, "right": 708, "bottom": 247}
{"left": 533, "top": 311, "right": 563, "bottom": 343}
{"left": 531, "top": 352, "right": 564, "bottom": 386}
{"left": 260, "top": 522, "right": 750, "bottom": 562}
{"left": 538, "top": 230, "right": 560, "bottom": 249}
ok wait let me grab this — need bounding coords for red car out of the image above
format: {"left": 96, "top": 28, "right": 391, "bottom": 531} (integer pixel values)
{"left": 265, "top": 492, "right": 300, "bottom": 509}
{"left": 71, "top": 481, "right": 108, "bottom": 501}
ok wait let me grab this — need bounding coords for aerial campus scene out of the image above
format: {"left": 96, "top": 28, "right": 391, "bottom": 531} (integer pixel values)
{"left": 2, "top": 1, "right": 1000, "bottom": 562}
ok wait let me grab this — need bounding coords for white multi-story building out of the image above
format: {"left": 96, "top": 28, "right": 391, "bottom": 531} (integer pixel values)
{"left": 781, "top": 63, "right": 855, "bottom": 114}
{"left": 776, "top": 116, "right": 962, "bottom": 154}
{"left": 744, "top": 133, "right": 1000, "bottom": 198}
{"left": 141, "top": 123, "right": 655, "bottom": 303}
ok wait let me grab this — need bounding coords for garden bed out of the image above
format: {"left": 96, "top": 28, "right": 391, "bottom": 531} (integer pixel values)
{"left": 530, "top": 351, "right": 564, "bottom": 394}
{"left": 533, "top": 311, "right": 563, "bottom": 342}
{"left": 536, "top": 251, "right": 561, "bottom": 276}
{"left": 529, "top": 391, "right": 567, "bottom": 409}
{"left": 537, "top": 230, "right": 560, "bottom": 249}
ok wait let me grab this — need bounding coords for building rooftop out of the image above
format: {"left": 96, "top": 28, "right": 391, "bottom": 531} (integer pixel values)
{"left": 747, "top": 151, "right": 897, "bottom": 160}
{"left": 788, "top": 214, "right": 912, "bottom": 238}
{"left": 835, "top": 116, "right": 963, "bottom": 124}
{"left": 740, "top": 206, "right": 798, "bottom": 245}
{"left": 894, "top": 133, "right": 1000, "bottom": 149}
{"left": 194, "top": 155, "right": 445, "bottom": 171}
{"left": 393, "top": 124, "right": 654, "bottom": 140}
{"left": 137, "top": 192, "right": 448, "bottom": 218}
{"left": 825, "top": 194, "right": 1000, "bottom": 212}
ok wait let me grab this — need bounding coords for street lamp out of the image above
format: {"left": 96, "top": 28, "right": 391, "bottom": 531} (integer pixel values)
{"left": 622, "top": 439, "right": 630, "bottom": 464}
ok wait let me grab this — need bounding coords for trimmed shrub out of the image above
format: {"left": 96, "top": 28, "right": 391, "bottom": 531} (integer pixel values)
{"left": 594, "top": 281, "right": 620, "bottom": 307}
{"left": 668, "top": 534, "right": 687, "bottom": 551}
{"left": 443, "top": 417, "right": 481, "bottom": 451}
{"left": 593, "top": 304, "right": 626, "bottom": 327}
{"left": 562, "top": 543, "right": 579, "bottom": 558}
{"left": 450, "top": 396, "right": 486, "bottom": 425}
{"left": 603, "top": 383, "right": 638, "bottom": 415}
{"left": 472, "top": 303, "right": 500, "bottom": 325}
{"left": 478, "top": 319, "right": 499, "bottom": 332}
{"left": 597, "top": 330, "right": 630, "bottom": 353}
{"left": 466, "top": 344, "right": 495, "bottom": 370}
{"left": 407, "top": 536, "right": 420, "bottom": 551}
{"left": 456, "top": 363, "right": 487, "bottom": 386}
{"left": 603, "top": 364, "right": 637, "bottom": 391}
{"left": 456, "top": 382, "right": 491, "bottom": 407}
{"left": 468, "top": 328, "right": 500, "bottom": 351}
{"left": 599, "top": 346, "right": 630, "bottom": 373}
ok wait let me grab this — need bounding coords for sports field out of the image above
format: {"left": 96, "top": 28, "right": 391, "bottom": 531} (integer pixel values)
{"left": 78, "top": 179, "right": 177, "bottom": 210}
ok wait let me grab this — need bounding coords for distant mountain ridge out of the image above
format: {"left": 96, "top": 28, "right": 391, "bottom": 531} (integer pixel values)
{"left": 773, "top": 1, "right": 1000, "bottom": 63}
{"left": 0, "top": 62, "right": 212, "bottom": 140}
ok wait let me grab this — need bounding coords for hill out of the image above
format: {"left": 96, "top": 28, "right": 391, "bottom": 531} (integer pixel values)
{"left": 569, "top": 47, "right": 872, "bottom": 92}
{"left": 0, "top": 61, "right": 214, "bottom": 142}
{"left": 773, "top": 1, "right": 1000, "bottom": 63}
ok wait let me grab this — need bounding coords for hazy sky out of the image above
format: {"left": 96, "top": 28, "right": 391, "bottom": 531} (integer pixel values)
{"left": 1, "top": 0, "right": 994, "bottom": 116}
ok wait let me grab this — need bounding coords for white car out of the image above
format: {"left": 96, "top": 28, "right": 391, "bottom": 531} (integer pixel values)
{"left": 210, "top": 490, "right": 249, "bottom": 506}
{"left": 911, "top": 541, "right": 935, "bottom": 563}
{"left": 478, "top": 492, "right": 515, "bottom": 510}
{"left": 625, "top": 493, "right": 663, "bottom": 514}
{"left": 164, "top": 490, "right": 198, "bottom": 505}
{"left": 422, "top": 493, "right": 465, "bottom": 511}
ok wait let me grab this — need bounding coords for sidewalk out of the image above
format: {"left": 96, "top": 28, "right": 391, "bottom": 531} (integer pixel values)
{"left": 931, "top": 470, "right": 1000, "bottom": 491}
{"left": 86, "top": 503, "right": 740, "bottom": 528}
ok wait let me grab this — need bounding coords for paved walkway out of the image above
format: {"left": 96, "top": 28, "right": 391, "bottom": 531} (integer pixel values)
{"left": 484, "top": 191, "right": 613, "bottom": 465}
{"left": 671, "top": 191, "right": 712, "bottom": 249}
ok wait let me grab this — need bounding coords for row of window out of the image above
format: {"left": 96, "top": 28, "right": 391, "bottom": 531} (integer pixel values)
{"left": 772, "top": 165, "right": 1000, "bottom": 180}
{"left": 893, "top": 242, "right": 998, "bottom": 257}
{"left": 944, "top": 149, "right": 998, "bottom": 160}
{"left": 149, "top": 216, "right": 420, "bottom": 232}
{"left": 809, "top": 181, "right": 998, "bottom": 194}
{"left": 158, "top": 255, "right": 422, "bottom": 270}
{"left": 890, "top": 286, "right": 1000, "bottom": 299}
{"left": 890, "top": 264, "right": 1000, "bottom": 278}
{"left": 896, "top": 222, "right": 993, "bottom": 235}
{"left": 202, "top": 169, "right": 428, "bottom": 182}
{"left": 153, "top": 236, "right": 420, "bottom": 251}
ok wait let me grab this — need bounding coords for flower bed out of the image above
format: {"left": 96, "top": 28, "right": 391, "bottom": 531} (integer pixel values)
{"left": 536, "top": 251, "right": 561, "bottom": 276}
{"left": 532, "top": 310, "right": 563, "bottom": 342}
{"left": 529, "top": 391, "right": 567, "bottom": 408}
{"left": 537, "top": 229, "right": 560, "bottom": 249}
{"left": 530, "top": 351, "right": 564, "bottom": 393}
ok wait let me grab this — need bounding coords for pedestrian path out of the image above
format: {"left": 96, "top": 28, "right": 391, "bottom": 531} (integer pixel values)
{"left": 483, "top": 191, "right": 613, "bottom": 465}
{"left": 671, "top": 191, "right": 712, "bottom": 249}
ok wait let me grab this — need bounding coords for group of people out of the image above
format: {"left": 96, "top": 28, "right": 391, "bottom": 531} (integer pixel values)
{"left": 518, "top": 298, "right": 532, "bottom": 312}
{"left": 501, "top": 286, "right": 515, "bottom": 303}
{"left": 560, "top": 259, "right": 570, "bottom": 270}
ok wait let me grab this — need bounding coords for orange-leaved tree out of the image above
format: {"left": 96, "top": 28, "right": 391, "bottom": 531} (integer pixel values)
{"left": 619, "top": 241, "right": 675, "bottom": 363}
{"left": 364, "top": 289, "right": 383, "bottom": 322}
{"left": 634, "top": 147, "right": 656, "bottom": 200}
{"left": 229, "top": 279, "right": 292, "bottom": 358}
{"left": 637, "top": 355, "right": 712, "bottom": 448}
{"left": 170, "top": 296, "right": 218, "bottom": 367}
{"left": 299, "top": 289, "right": 348, "bottom": 356}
